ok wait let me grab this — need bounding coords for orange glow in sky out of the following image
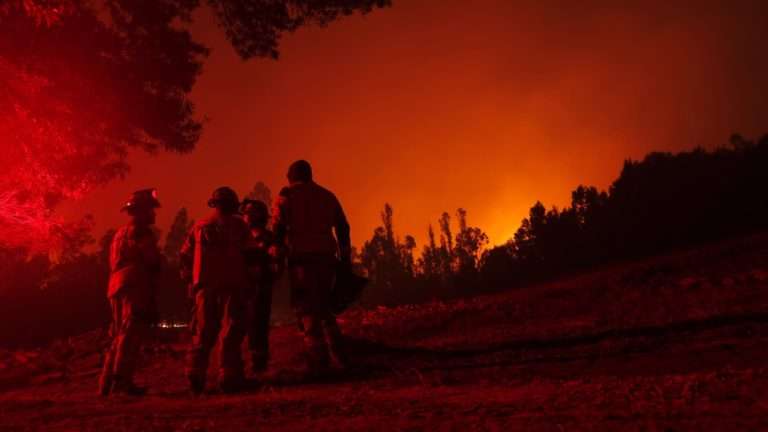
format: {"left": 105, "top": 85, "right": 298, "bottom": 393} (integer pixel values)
{"left": 58, "top": 1, "right": 768, "bottom": 248}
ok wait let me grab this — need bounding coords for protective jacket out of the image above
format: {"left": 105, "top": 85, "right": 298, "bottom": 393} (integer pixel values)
{"left": 273, "top": 181, "right": 351, "bottom": 258}
{"left": 107, "top": 224, "right": 162, "bottom": 300}
{"left": 180, "top": 213, "right": 249, "bottom": 292}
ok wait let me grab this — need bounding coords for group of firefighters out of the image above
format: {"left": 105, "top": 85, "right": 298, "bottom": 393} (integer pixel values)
{"left": 98, "top": 160, "right": 352, "bottom": 396}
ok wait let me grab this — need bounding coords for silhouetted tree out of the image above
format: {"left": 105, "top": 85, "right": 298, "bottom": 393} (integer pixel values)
{"left": 361, "top": 204, "right": 416, "bottom": 296}
{"left": 454, "top": 208, "right": 489, "bottom": 276}
{"left": 245, "top": 181, "right": 273, "bottom": 210}
{"left": 206, "top": 0, "right": 391, "bottom": 60}
{"left": 0, "top": 0, "right": 390, "bottom": 249}
{"left": 164, "top": 208, "right": 194, "bottom": 263}
{"left": 49, "top": 215, "right": 96, "bottom": 264}
{"left": 490, "top": 133, "right": 768, "bottom": 287}
{"left": 419, "top": 224, "right": 441, "bottom": 280}
{"left": 401, "top": 234, "right": 417, "bottom": 276}
{"left": 438, "top": 212, "right": 454, "bottom": 275}
{"left": 361, "top": 226, "right": 385, "bottom": 281}
{"left": 513, "top": 201, "right": 546, "bottom": 268}
{"left": 0, "top": 1, "right": 206, "bottom": 249}
{"left": 479, "top": 242, "right": 517, "bottom": 288}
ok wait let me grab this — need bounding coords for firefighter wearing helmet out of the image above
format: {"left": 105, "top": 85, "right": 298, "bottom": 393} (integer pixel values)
{"left": 180, "top": 186, "right": 250, "bottom": 394}
{"left": 240, "top": 199, "right": 281, "bottom": 374}
{"left": 99, "top": 188, "right": 163, "bottom": 396}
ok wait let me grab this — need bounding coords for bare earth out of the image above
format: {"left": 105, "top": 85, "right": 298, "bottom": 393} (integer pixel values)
{"left": 2, "top": 234, "right": 768, "bottom": 431}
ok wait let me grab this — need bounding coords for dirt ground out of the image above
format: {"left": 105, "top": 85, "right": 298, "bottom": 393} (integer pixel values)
{"left": 2, "top": 234, "right": 768, "bottom": 431}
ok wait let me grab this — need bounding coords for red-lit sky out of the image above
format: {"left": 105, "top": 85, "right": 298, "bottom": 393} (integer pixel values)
{"left": 59, "top": 0, "right": 768, "bottom": 248}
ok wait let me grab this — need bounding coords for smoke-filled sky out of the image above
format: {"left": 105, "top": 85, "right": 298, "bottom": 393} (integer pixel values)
{"left": 59, "top": 0, "right": 768, "bottom": 248}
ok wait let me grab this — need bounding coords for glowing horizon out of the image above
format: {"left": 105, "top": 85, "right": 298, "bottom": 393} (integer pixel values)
{"left": 56, "top": 1, "right": 768, "bottom": 250}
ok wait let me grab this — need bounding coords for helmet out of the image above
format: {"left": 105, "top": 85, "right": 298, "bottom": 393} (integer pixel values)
{"left": 208, "top": 186, "right": 240, "bottom": 209}
{"left": 287, "top": 160, "right": 313, "bottom": 183}
{"left": 121, "top": 188, "right": 161, "bottom": 212}
{"left": 240, "top": 199, "right": 269, "bottom": 216}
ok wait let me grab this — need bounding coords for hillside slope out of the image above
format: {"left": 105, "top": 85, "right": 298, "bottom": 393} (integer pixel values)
{"left": 2, "top": 234, "right": 768, "bottom": 431}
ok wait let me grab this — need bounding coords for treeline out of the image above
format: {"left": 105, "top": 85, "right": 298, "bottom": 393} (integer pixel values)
{"left": 0, "top": 219, "right": 110, "bottom": 347}
{"left": 356, "top": 205, "right": 489, "bottom": 304}
{"left": 498, "top": 133, "right": 768, "bottom": 279}
{"left": 357, "top": 134, "right": 768, "bottom": 303}
{"left": 2, "top": 134, "right": 768, "bottom": 346}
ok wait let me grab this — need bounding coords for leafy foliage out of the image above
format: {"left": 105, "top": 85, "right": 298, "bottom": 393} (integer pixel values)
{"left": 0, "top": 0, "right": 389, "bottom": 250}
{"left": 361, "top": 204, "right": 489, "bottom": 305}
{"left": 481, "top": 134, "right": 768, "bottom": 286}
{"left": 208, "top": 0, "right": 391, "bottom": 59}
{"left": 358, "top": 134, "right": 768, "bottom": 304}
{"left": 164, "top": 208, "right": 194, "bottom": 263}
{"left": 245, "top": 180, "right": 273, "bottom": 210}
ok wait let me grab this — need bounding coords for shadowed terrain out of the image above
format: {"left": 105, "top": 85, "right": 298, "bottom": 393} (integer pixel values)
{"left": 2, "top": 233, "right": 768, "bottom": 431}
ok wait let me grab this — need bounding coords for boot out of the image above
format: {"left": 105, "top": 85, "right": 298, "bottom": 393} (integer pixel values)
{"left": 111, "top": 376, "right": 148, "bottom": 396}
{"left": 188, "top": 374, "right": 206, "bottom": 395}
{"left": 324, "top": 320, "right": 348, "bottom": 371}
{"left": 98, "top": 349, "right": 116, "bottom": 397}
{"left": 98, "top": 373, "right": 113, "bottom": 397}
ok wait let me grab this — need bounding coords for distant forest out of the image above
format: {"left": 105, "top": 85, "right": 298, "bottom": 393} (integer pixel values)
{"left": 1, "top": 134, "right": 767, "bottom": 346}
{"left": 357, "top": 133, "right": 768, "bottom": 304}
